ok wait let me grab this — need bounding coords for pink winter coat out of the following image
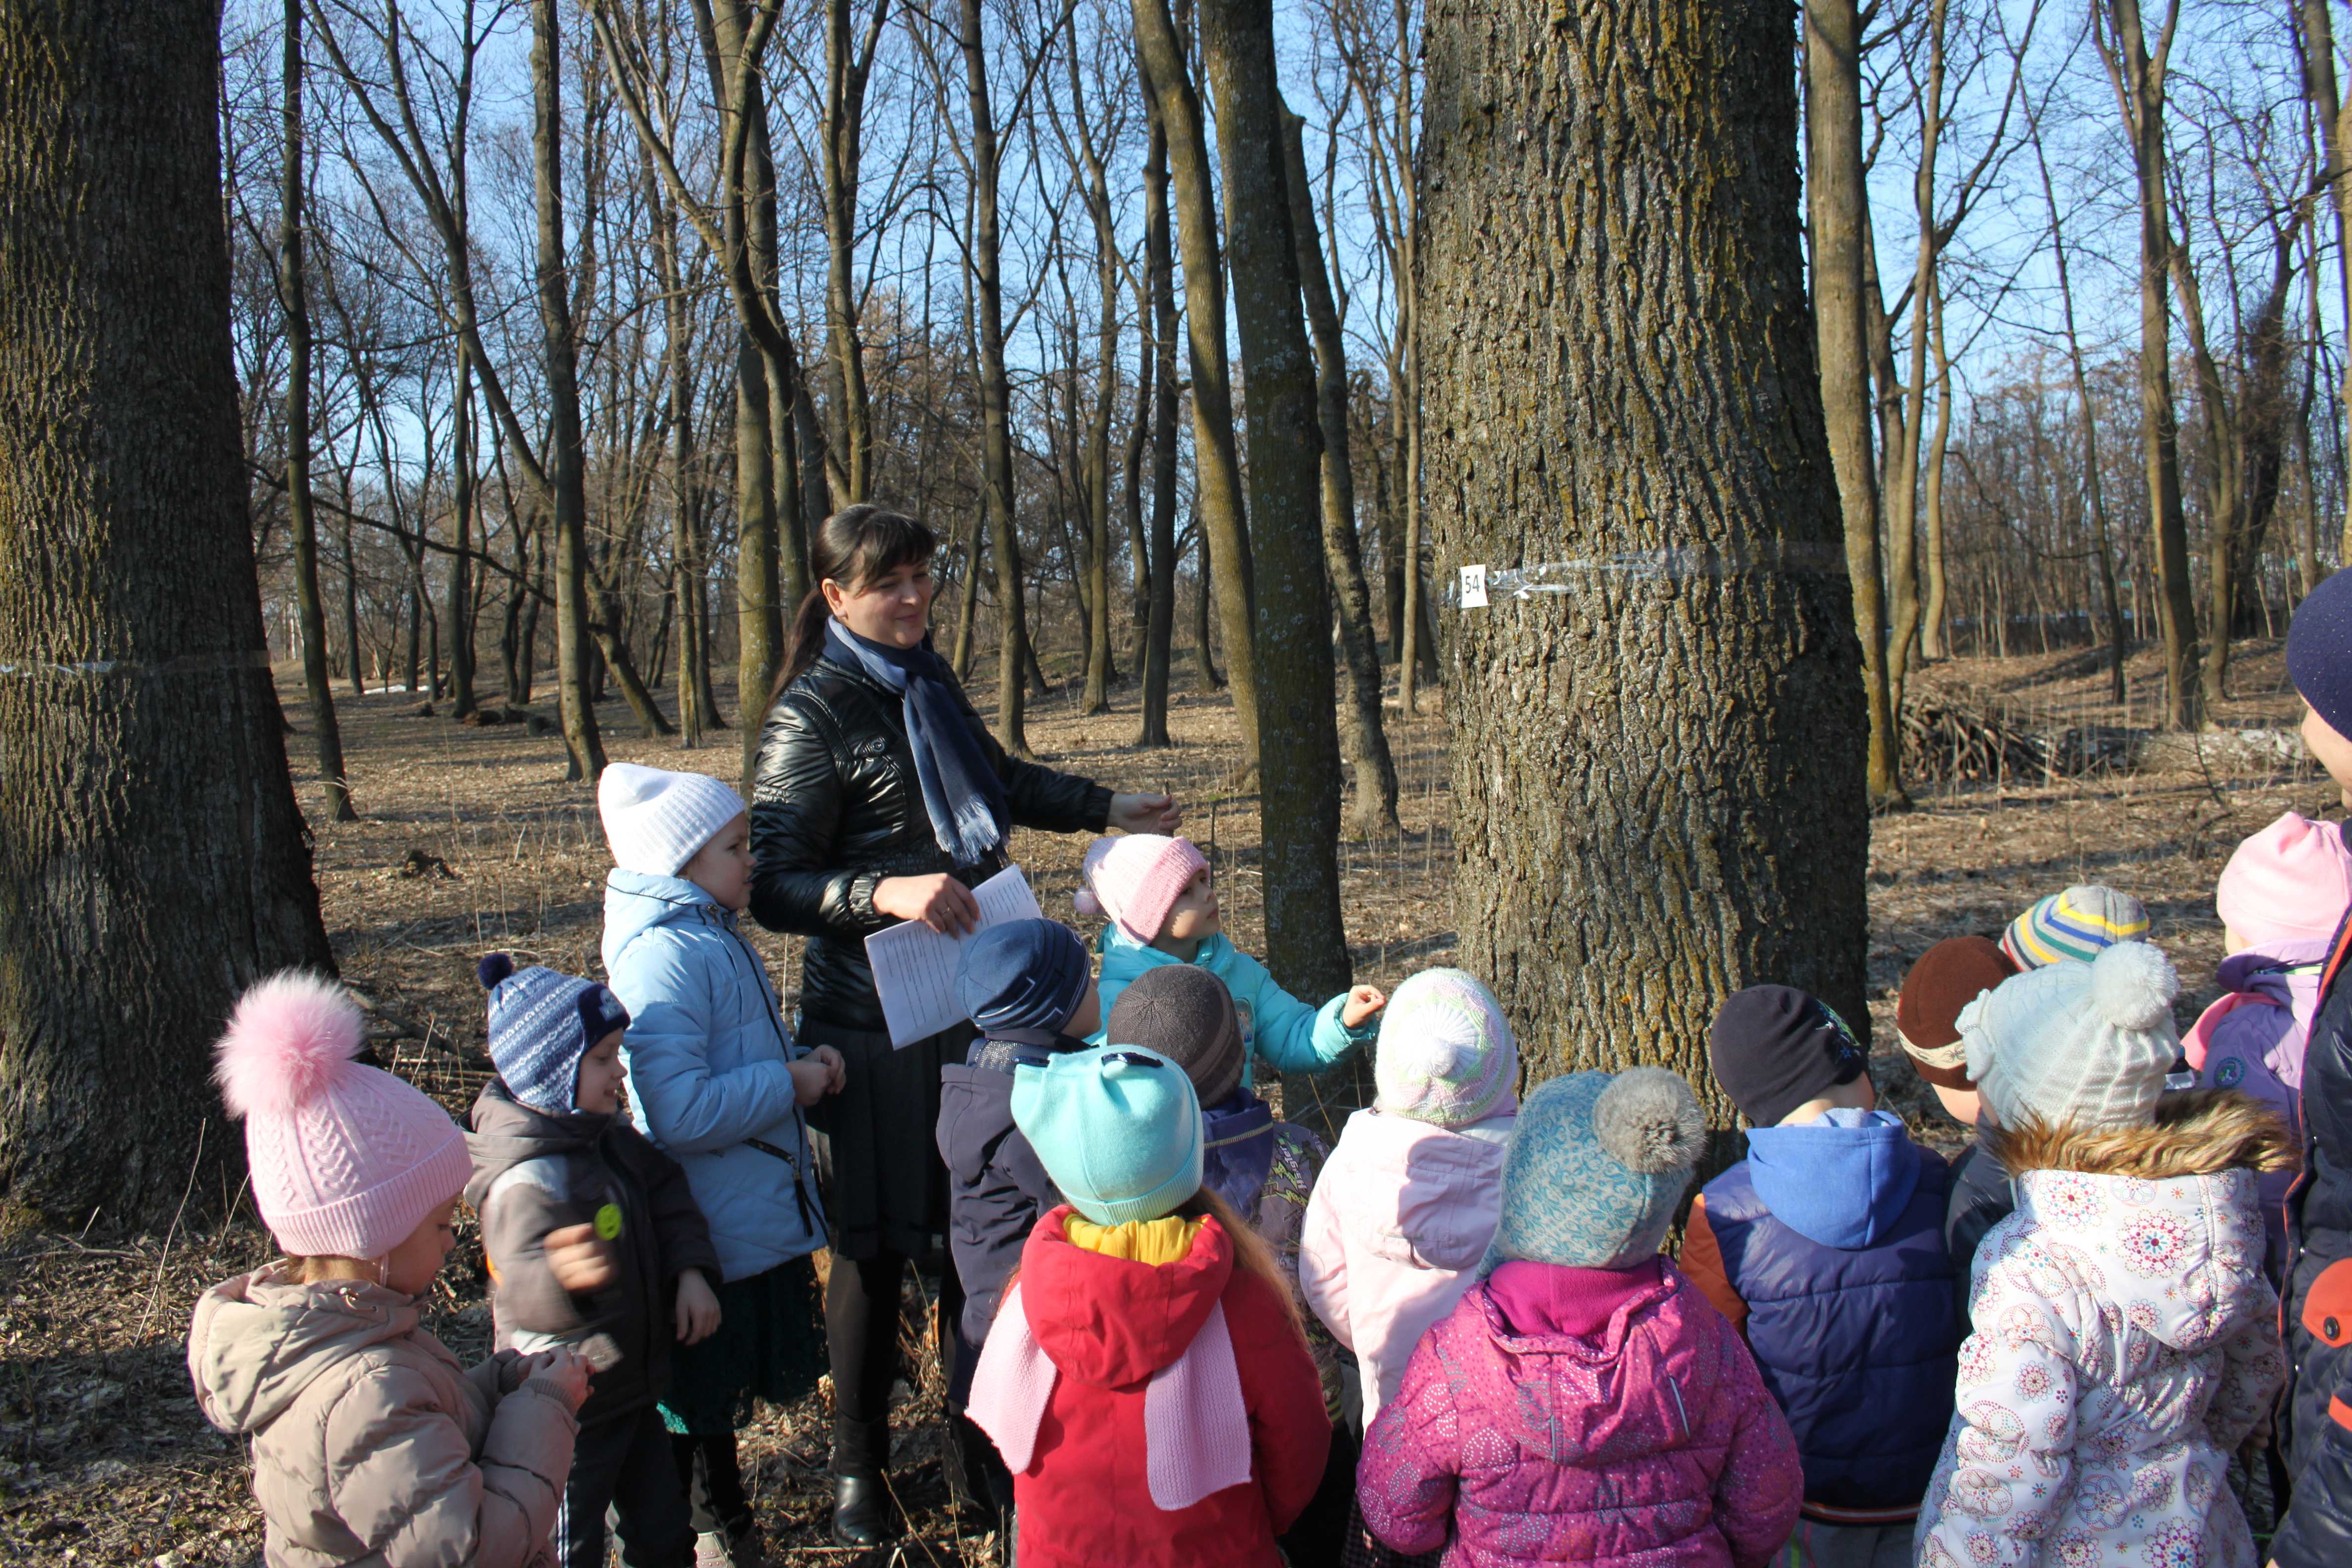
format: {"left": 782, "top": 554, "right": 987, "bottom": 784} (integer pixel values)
{"left": 1298, "top": 1107, "right": 1512, "bottom": 1424}
{"left": 189, "top": 1265, "right": 580, "bottom": 1568}
{"left": 1358, "top": 1258, "right": 1802, "bottom": 1568}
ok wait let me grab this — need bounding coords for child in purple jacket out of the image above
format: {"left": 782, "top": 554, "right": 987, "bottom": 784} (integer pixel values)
{"left": 1358, "top": 1068, "right": 1801, "bottom": 1568}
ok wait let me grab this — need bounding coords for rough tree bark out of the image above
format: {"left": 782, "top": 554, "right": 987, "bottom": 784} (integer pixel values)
{"left": 2096, "top": 0, "right": 2201, "bottom": 729}
{"left": 1133, "top": 0, "right": 1260, "bottom": 769}
{"left": 533, "top": 0, "right": 605, "bottom": 781}
{"left": 1200, "top": 0, "right": 1350, "bottom": 1001}
{"left": 1806, "top": 0, "right": 1904, "bottom": 808}
{"left": 1421, "top": 0, "right": 1870, "bottom": 1111}
{"left": 0, "top": 0, "right": 336, "bottom": 1225}
{"left": 280, "top": 0, "right": 355, "bottom": 820}
{"left": 1283, "top": 105, "right": 1399, "bottom": 838}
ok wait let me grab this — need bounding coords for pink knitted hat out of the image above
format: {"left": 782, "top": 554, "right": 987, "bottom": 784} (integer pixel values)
{"left": 1375, "top": 968, "right": 1519, "bottom": 1127}
{"left": 1074, "top": 834, "right": 1208, "bottom": 945}
{"left": 214, "top": 972, "right": 472, "bottom": 1260}
{"left": 2218, "top": 811, "right": 2352, "bottom": 951}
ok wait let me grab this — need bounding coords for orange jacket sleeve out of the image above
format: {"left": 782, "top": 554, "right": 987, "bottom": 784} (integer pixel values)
{"left": 1678, "top": 1195, "right": 1749, "bottom": 1333}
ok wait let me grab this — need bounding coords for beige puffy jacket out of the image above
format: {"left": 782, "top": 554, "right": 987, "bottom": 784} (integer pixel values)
{"left": 189, "top": 1265, "right": 578, "bottom": 1568}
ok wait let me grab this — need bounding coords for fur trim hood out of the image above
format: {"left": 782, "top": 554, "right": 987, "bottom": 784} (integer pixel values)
{"left": 1989, "top": 1088, "right": 2299, "bottom": 1182}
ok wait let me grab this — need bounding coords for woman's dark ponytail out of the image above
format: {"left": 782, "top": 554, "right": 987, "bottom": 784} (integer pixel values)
{"left": 773, "top": 503, "right": 939, "bottom": 703}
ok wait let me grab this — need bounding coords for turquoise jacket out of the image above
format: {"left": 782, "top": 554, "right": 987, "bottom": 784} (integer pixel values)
{"left": 1087, "top": 925, "right": 1370, "bottom": 1082}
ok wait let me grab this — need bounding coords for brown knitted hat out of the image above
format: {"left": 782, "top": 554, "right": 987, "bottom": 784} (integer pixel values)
{"left": 1104, "top": 964, "right": 1247, "bottom": 1108}
{"left": 1896, "top": 936, "right": 2016, "bottom": 1089}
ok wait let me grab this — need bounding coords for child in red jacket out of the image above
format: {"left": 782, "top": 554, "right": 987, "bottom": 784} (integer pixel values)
{"left": 968, "top": 1043, "right": 1331, "bottom": 1568}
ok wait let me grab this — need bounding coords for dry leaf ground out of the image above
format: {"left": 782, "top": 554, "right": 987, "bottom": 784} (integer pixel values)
{"left": 0, "top": 636, "right": 2324, "bottom": 1565}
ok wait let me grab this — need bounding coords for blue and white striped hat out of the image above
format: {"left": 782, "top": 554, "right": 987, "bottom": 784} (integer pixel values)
{"left": 477, "top": 953, "right": 631, "bottom": 1114}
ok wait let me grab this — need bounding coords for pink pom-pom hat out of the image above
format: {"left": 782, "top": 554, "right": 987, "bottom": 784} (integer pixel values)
{"left": 2217, "top": 811, "right": 2352, "bottom": 953}
{"left": 1074, "top": 834, "right": 1209, "bottom": 946}
{"left": 214, "top": 971, "right": 471, "bottom": 1261}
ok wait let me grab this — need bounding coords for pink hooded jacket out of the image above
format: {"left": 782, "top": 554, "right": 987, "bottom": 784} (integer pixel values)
{"left": 1298, "top": 1107, "right": 1512, "bottom": 1425}
{"left": 1357, "top": 1260, "right": 1801, "bottom": 1568}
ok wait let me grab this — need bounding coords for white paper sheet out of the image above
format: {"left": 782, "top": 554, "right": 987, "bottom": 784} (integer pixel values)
{"left": 863, "top": 864, "right": 1047, "bottom": 1047}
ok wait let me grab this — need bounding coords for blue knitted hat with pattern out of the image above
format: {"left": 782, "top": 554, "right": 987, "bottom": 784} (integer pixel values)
{"left": 478, "top": 953, "right": 631, "bottom": 1115}
{"left": 1484, "top": 1068, "right": 1707, "bottom": 1274}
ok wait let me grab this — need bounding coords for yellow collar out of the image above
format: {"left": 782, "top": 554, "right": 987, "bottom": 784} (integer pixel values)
{"left": 1063, "top": 1213, "right": 1205, "bottom": 1265}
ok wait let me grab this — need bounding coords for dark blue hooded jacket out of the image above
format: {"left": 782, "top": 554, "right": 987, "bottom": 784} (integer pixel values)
{"left": 1683, "top": 1108, "right": 1960, "bottom": 1521}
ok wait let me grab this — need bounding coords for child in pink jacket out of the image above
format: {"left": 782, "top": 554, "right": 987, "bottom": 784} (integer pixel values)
{"left": 188, "top": 974, "right": 592, "bottom": 1568}
{"left": 2183, "top": 809, "right": 2352, "bottom": 1281}
{"left": 1358, "top": 1068, "right": 1801, "bottom": 1568}
{"left": 1300, "top": 968, "right": 1517, "bottom": 1429}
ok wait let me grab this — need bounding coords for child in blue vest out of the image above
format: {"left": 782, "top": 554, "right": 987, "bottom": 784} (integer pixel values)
{"left": 1681, "top": 985, "right": 1961, "bottom": 1568}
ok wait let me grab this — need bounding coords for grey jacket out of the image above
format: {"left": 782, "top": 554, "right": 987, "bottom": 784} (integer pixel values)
{"left": 188, "top": 1265, "right": 579, "bottom": 1568}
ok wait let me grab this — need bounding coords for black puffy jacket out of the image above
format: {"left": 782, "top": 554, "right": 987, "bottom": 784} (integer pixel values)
{"left": 2286, "top": 903, "right": 2352, "bottom": 1528}
{"left": 747, "top": 647, "right": 1111, "bottom": 1033}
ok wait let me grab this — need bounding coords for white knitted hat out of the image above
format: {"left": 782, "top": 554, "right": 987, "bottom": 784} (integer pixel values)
{"left": 597, "top": 763, "right": 746, "bottom": 877}
{"left": 1961, "top": 941, "right": 2181, "bottom": 1130}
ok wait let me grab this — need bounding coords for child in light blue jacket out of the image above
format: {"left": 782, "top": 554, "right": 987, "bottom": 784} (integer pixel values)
{"left": 597, "top": 763, "right": 843, "bottom": 1568}
{"left": 1075, "top": 833, "right": 1384, "bottom": 1081}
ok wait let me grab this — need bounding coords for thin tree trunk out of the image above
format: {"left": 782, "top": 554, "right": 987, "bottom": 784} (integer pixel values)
{"left": 1423, "top": 0, "right": 1870, "bottom": 1107}
{"left": 0, "top": 0, "right": 336, "bottom": 1223}
{"left": 1192, "top": 520, "right": 1223, "bottom": 689}
{"left": 1201, "top": 0, "right": 1350, "bottom": 1000}
{"left": 2098, "top": 0, "right": 2200, "bottom": 728}
{"left": 533, "top": 0, "right": 605, "bottom": 781}
{"left": 2302, "top": 0, "right": 2352, "bottom": 569}
{"left": 445, "top": 341, "right": 478, "bottom": 718}
{"left": 340, "top": 508, "right": 364, "bottom": 698}
{"left": 1133, "top": 0, "right": 1260, "bottom": 768}
{"left": 1283, "top": 105, "right": 1398, "bottom": 838}
{"left": 1807, "top": 0, "right": 1905, "bottom": 806}
{"left": 959, "top": 0, "right": 1029, "bottom": 755}
{"left": 280, "top": 0, "right": 355, "bottom": 820}
{"left": 2037, "top": 130, "right": 2130, "bottom": 704}
{"left": 823, "top": 0, "right": 883, "bottom": 503}
{"left": 1138, "top": 91, "right": 1180, "bottom": 747}
{"left": 1920, "top": 274, "right": 1956, "bottom": 664}
{"left": 952, "top": 502, "right": 985, "bottom": 680}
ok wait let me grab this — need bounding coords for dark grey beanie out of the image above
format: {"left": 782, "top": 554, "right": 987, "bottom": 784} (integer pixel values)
{"left": 1104, "top": 965, "right": 1247, "bottom": 1108}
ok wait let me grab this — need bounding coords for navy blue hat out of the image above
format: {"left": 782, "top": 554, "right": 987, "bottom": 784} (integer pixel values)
{"left": 478, "top": 953, "right": 631, "bottom": 1114}
{"left": 1707, "top": 984, "right": 1865, "bottom": 1128}
{"left": 2290, "top": 567, "right": 2352, "bottom": 740}
{"left": 957, "top": 920, "right": 1091, "bottom": 1045}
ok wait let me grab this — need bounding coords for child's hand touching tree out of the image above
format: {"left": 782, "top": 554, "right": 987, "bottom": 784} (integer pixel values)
{"left": 1343, "top": 985, "right": 1388, "bottom": 1029}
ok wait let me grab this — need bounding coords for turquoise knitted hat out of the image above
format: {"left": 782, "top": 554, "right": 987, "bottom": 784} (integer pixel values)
{"left": 1485, "top": 1068, "right": 1707, "bottom": 1274}
{"left": 1012, "top": 1044, "right": 1204, "bottom": 1226}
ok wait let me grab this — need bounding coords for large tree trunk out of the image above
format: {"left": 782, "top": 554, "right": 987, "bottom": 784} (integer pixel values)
{"left": 1201, "top": 0, "right": 1350, "bottom": 1002}
{"left": 1421, "top": 0, "right": 1870, "bottom": 1110}
{"left": 533, "top": 0, "right": 605, "bottom": 781}
{"left": 1133, "top": 0, "right": 1260, "bottom": 769}
{"left": 1806, "top": 0, "right": 1904, "bottom": 808}
{"left": 280, "top": 0, "right": 355, "bottom": 820}
{"left": 1137, "top": 94, "right": 1180, "bottom": 748}
{"left": 960, "top": 0, "right": 1029, "bottom": 756}
{"left": 0, "top": 0, "right": 336, "bottom": 1225}
{"left": 1283, "top": 106, "right": 1398, "bottom": 839}
{"left": 2100, "top": 0, "right": 2200, "bottom": 728}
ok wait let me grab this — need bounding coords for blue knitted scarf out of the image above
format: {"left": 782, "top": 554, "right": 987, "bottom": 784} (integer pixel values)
{"left": 826, "top": 619, "right": 1010, "bottom": 867}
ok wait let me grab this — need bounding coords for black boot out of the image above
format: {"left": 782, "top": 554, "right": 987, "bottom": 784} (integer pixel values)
{"left": 830, "top": 1469, "right": 901, "bottom": 1548}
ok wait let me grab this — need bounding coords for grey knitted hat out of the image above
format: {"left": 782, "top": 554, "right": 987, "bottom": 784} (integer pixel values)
{"left": 1961, "top": 940, "right": 2180, "bottom": 1130}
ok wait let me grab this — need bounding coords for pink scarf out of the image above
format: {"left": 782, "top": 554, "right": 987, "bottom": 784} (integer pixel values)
{"left": 966, "top": 1281, "right": 1253, "bottom": 1510}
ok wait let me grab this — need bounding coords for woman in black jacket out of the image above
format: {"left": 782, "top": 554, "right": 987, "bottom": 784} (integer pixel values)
{"left": 749, "top": 504, "right": 1178, "bottom": 1546}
